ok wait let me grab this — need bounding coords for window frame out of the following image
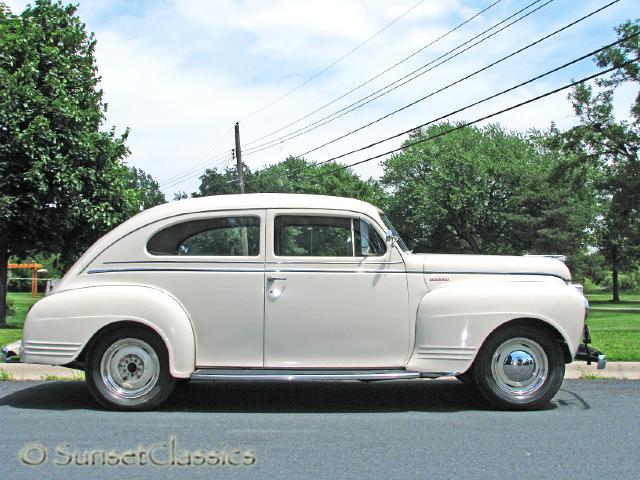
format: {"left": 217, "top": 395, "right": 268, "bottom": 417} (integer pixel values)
{"left": 144, "top": 211, "right": 264, "bottom": 259}
{"left": 271, "top": 211, "right": 387, "bottom": 260}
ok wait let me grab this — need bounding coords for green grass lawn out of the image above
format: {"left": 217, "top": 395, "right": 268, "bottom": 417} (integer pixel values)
{"left": 0, "top": 292, "right": 42, "bottom": 349}
{"left": 1, "top": 292, "right": 639, "bottom": 361}
{"left": 586, "top": 293, "right": 640, "bottom": 307}
{"left": 588, "top": 311, "right": 640, "bottom": 362}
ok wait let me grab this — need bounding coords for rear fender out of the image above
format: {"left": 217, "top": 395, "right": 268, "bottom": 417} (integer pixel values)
{"left": 21, "top": 285, "right": 195, "bottom": 378}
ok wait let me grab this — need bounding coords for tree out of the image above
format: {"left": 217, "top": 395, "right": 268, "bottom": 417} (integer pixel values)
{"left": 123, "top": 166, "right": 166, "bottom": 211}
{"left": 194, "top": 156, "right": 387, "bottom": 207}
{"left": 0, "top": 1, "right": 133, "bottom": 325}
{"left": 381, "top": 123, "right": 596, "bottom": 261}
{"left": 560, "top": 19, "right": 640, "bottom": 301}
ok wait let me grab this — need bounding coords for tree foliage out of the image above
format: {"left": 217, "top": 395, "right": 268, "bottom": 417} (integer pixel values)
{"left": 558, "top": 19, "right": 640, "bottom": 300}
{"left": 195, "top": 156, "right": 387, "bottom": 207}
{"left": 0, "top": 0, "right": 133, "bottom": 324}
{"left": 381, "top": 123, "right": 597, "bottom": 262}
{"left": 123, "top": 166, "right": 166, "bottom": 211}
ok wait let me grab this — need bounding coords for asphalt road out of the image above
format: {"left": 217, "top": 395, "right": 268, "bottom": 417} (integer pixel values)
{"left": 0, "top": 379, "right": 638, "bottom": 480}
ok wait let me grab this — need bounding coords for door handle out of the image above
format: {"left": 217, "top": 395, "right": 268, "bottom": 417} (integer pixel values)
{"left": 267, "top": 275, "right": 287, "bottom": 281}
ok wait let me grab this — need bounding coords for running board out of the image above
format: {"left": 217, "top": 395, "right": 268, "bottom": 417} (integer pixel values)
{"left": 190, "top": 369, "right": 421, "bottom": 382}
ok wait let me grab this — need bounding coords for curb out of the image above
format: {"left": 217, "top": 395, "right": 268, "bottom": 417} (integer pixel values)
{"left": 564, "top": 361, "right": 640, "bottom": 380}
{"left": 0, "top": 363, "right": 84, "bottom": 381}
{"left": 1, "top": 362, "right": 639, "bottom": 381}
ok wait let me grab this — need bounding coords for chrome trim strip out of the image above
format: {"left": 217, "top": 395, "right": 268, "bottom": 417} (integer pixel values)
{"left": 424, "top": 270, "right": 568, "bottom": 281}
{"left": 103, "top": 259, "right": 266, "bottom": 265}
{"left": 416, "top": 355, "right": 474, "bottom": 361}
{"left": 190, "top": 370, "right": 420, "bottom": 382}
{"left": 22, "top": 341, "right": 82, "bottom": 347}
{"left": 87, "top": 267, "right": 409, "bottom": 275}
{"left": 266, "top": 260, "right": 404, "bottom": 265}
{"left": 22, "top": 350, "right": 75, "bottom": 357}
{"left": 21, "top": 345, "right": 79, "bottom": 352}
{"left": 87, "top": 267, "right": 566, "bottom": 280}
{"left": 88, "top": 267, "right": 267, "bottom": 274}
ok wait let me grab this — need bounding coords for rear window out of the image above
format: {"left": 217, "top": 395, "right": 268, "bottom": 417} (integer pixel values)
{"left": 147, "top": 216, "right": 260, "bottom": 256}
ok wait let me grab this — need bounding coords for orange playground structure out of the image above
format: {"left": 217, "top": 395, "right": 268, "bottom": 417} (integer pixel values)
{"left": 8, "top": 263, "right": 43, "bottom": 298}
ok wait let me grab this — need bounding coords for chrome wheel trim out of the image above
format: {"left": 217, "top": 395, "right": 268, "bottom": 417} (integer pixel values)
{"left": 100, "top": 338, "right": 160, "bottom": 399}
{"left": 490, "top": 337, "right": 548, "bottom": 397}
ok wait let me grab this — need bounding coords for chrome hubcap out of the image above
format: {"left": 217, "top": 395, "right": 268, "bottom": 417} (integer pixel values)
{"left": 491, "top": 338, "right": 548, "bottom": 396}
{"left": 502, "top": 350, "right": 536, "bottom": 382}
{"left": 100, "top": 338, "right": 159, "bottom": 399}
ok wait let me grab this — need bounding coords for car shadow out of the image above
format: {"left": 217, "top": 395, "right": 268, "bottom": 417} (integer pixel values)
{"left": 0, "top": 379, "right": 576, "bottom": 413}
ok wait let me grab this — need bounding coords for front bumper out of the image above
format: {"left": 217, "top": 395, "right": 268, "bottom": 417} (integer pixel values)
{"left": 574, "top": 325, "right": 606, "bottom": 369}
{"left": 2, "top": 340, "right": 22, "bottom": 363}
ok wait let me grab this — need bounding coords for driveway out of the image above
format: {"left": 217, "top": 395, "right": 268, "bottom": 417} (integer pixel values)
{"left": 0, "top": 379, "right": 638, "bottom": 479}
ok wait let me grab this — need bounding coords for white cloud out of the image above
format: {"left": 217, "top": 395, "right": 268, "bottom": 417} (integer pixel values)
{"left": 4, "top": 0, "right": 638, "bottom": 197}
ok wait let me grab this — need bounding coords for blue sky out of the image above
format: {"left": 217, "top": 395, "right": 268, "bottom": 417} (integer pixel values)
{"left": 5, "top": 0, "right": 639, "bottom": 197}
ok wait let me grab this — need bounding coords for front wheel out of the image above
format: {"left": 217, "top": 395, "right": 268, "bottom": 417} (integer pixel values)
{"left": 86, "top": 328, "right": 176, "bottom": 410}
{"left": 473, "top": 325, "right": 565, "bottom": 410}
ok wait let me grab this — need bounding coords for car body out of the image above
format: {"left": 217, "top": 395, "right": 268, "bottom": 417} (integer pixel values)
{"left": 19, "top": 193, "right": 604, "bottom": 410}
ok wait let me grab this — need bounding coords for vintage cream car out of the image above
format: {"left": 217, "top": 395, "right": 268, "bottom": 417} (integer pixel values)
{"left": 19, "top": 193, "right": 604, "bottom": 410}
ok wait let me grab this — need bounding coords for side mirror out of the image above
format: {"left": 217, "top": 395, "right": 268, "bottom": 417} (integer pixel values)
{"left": 386, "top": 229, "right": 398, "bottom": 244}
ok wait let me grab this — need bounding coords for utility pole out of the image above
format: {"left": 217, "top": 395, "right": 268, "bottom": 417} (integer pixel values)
{"left": 234, "top": 122, "right": 245, "bottom": 194}
{"left": 234, "top": 122, "right": 248, "bottom": 255}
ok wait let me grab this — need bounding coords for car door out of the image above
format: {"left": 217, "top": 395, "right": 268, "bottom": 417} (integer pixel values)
{"left": 264, "top": 209, "right": 410, "bottom": 368}
{"left": 139, "top": 209, "right": 266, "bottom": 367}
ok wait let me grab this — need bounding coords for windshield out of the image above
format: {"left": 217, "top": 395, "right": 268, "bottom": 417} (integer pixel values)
{"left": 380, "top": 213, "right": 410, "bottom": 252}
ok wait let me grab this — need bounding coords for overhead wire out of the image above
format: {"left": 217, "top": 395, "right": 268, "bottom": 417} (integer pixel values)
{"left": 294, "top": 0, "right": 622, "bottom": 160}
{"left": 158, "top": 125, "right": 234, "bottom": 187}
{"left": 302, "top": 57, "right": 640, "bottom": 180}
{"left": 159, "top": 149, "right": 230, "bottom": 189}
{"left": 238, "top": 0, "right": 427, "bottom": 123}
{"left": 160, "top": 150, "right": 234, "bottom": 191}
{"left": 159, "top": 1, "right": 429, "bottom": 192}
{"left": 238, "top": 33, "right": 638, "bottom": 189}
{"left": 242, "top": 0, "right": 552, "bottom": 156}
{"left": 241, "top": 0, "right": 503, "bottom": 148}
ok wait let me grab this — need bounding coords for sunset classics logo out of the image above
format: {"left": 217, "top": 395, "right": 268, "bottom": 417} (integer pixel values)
{"left": 19, "top": 437, "right": 256, "bottom": 467}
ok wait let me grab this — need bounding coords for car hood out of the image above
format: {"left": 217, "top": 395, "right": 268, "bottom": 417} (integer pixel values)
{"left": 403, "top": 252, "right": 571, "bottom": 283}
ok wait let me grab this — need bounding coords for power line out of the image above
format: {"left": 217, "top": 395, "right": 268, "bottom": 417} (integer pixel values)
{"left": 158, "top": 125, "right": 234, "bottom": 186}
{"left": 295, "top": 0, "right": 622, "bottom": 160}
{"left": 238, "top": 0, "right": 427, "bottom": 123}
{"left": 160, "top": 150, "right": 234, "bottom": 191}
{"left": 308, "top": 32, "right": 638, "bottom": 168}
{"left": 242, "top": 0, "right": 552, "bottom": 156}
{"left": 306, "top": 57, "right": 640, "bottom": 179}
{"left": 239, "top": 36, "right": 638, "bottom": 190}
{"left": 241, "top": 0, "right": 503, "bottom": 149}
{"left": 161, "top": 153, "right": 231, "bottom": 191}
{"left": 159, "top": 149, "right": 231, "bottom": 189}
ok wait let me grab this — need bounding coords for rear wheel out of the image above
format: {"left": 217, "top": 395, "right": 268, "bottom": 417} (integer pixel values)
{"left": 86, "top": 327, "right": 176, "bottom": 410}
{"left": 473, "top": 325, "right": 565, "bottom": 410}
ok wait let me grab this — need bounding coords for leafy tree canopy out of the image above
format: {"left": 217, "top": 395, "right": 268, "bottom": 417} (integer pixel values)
{"left": 558, "top": 19, "right": 639, "bottom": 300}
{"left": 381, "top": 123, "right": 597, "bottom": 262}
{"left": 0, "top": 0, "right": 134, "bottom": 323}
{"left": 195, "top": 156, "right": 387, "bottom": 208}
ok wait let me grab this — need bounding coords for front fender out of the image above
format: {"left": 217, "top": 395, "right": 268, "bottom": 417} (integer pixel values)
{"left": 407, "top": 281, "right": 585, "bottom": 374}
{"left": 22, "top": 285, "right": 195, "bottom": 378}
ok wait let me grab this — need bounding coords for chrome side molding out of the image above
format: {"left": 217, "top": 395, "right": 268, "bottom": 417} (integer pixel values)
{"left": 190, "top": 369, "right": 421, "bottom": 382}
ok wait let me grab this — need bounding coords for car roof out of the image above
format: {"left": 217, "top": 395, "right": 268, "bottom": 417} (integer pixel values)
{"left": 138, "top": 193, "right": 382, "bottom": 223}
{"left": 58, "top": 193, "right": 385, "bottom": 287}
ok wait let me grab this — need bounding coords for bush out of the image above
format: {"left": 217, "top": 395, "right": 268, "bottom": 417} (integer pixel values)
{"left": 5, "top": 297, "right": 15, "bottom": 316}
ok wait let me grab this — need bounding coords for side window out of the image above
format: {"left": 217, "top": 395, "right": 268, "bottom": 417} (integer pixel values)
{"left": 274, "top": 215, "right": 385, "bottom": 257}
{"left": 147, "top": 216, "right": 260, "bottom": 256}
